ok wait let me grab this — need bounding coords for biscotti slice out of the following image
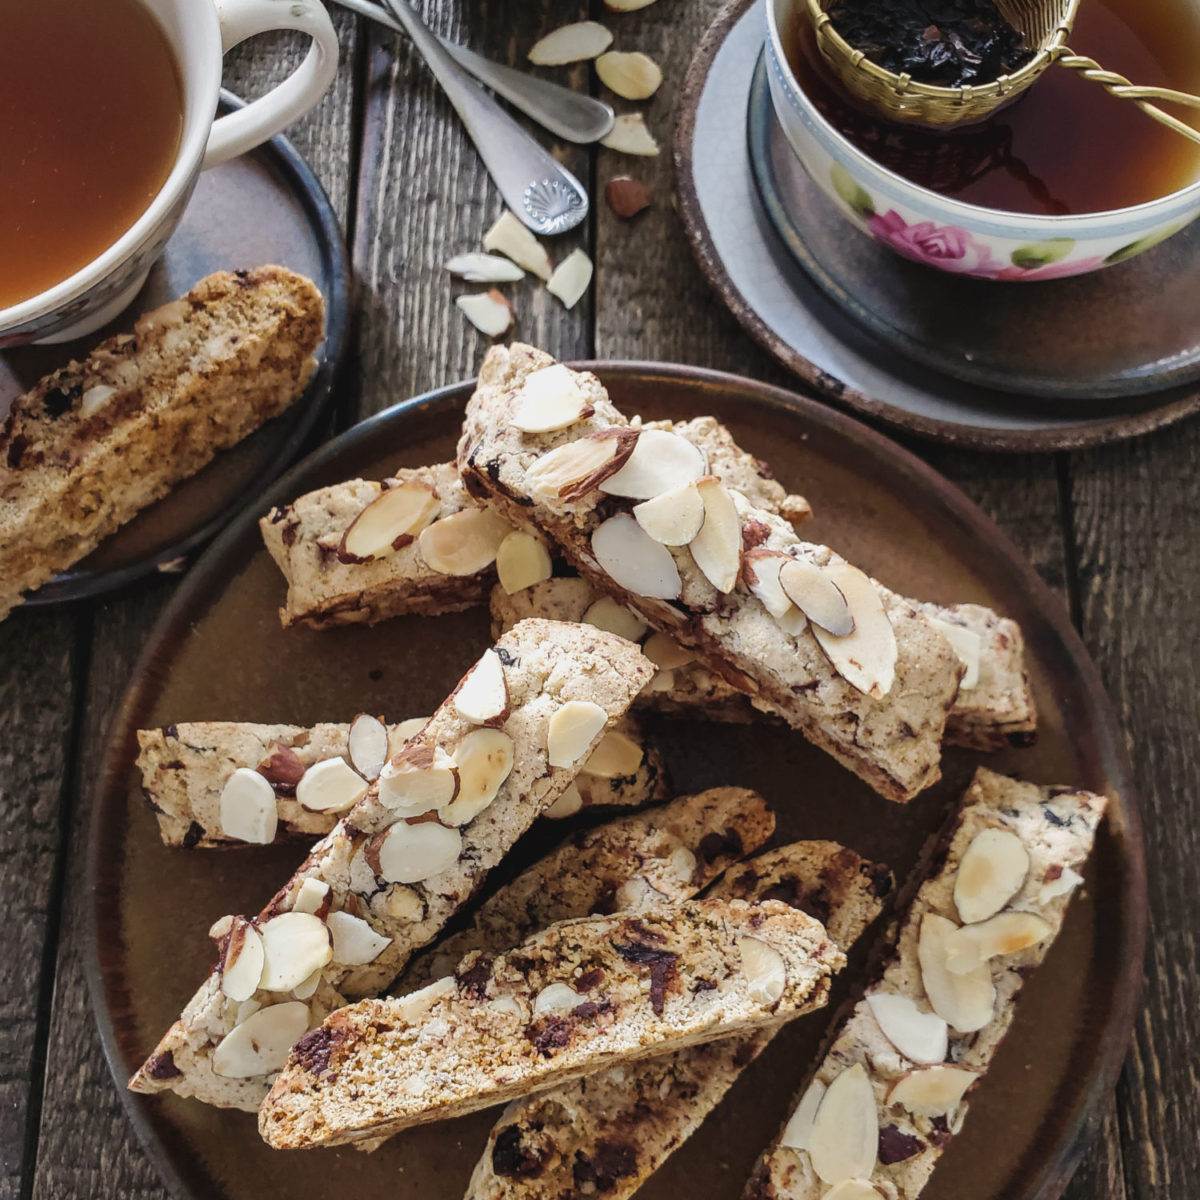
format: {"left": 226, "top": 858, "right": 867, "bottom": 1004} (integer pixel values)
{"left": 258, "top": 898, "right": 846, "bottom": 1149}
{"left": 127, "top": 619, "right": 652, "bottom": 1111}
{"left": 137, "top": 714, "right": 667, "bottom": 848}
{"left": 742, "top": 767, "right": 1106, "bottom": 1200}
{"left": 458, "top": 344, "right": 964, "bottom": 802}
{"left": 467, "top": 841, "right": 891, "bottom": 1200}
{"left": 0, "top": 266, "right": 324, "bottom": 620}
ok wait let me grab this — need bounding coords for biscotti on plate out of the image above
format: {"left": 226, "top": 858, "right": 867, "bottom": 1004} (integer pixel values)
{"left": 0, "top": 266, "right": 324, "bottom": 621}
{"left": 742, "top": 767, "right": 1106, "bottom": 1200}
{"left": 127, "top": 619, "right": 652, "bottom": 1111}
{"left": 258, "top": 898, "right": 846, "bottom": 1149}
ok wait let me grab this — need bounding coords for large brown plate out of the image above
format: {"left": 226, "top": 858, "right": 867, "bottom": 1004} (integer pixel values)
{"left": 86, "top": 365, "right": 1145, "bottom": 1200}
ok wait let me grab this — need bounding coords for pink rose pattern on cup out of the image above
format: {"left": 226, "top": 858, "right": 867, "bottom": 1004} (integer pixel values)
{"left": 866, "top": 209, "right": 997, "bottom": 277}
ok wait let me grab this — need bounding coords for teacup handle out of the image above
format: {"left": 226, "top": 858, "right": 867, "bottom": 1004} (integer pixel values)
{"left": 203, "top": 0, "right": 340, "bottom": 170}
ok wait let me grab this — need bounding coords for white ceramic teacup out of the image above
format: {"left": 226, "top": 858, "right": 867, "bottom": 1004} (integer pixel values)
{"left": 0, "top": 0, "right": 339, "bottom": 348}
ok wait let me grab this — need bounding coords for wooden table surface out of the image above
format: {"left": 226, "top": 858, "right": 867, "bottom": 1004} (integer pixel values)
{"left": 1, "top": 3, "right": 1196, "bottom": 1197}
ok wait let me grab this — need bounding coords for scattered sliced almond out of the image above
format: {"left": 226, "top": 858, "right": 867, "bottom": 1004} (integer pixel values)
{"left": 378, "top": 745, "right": 460, "bottom": 815}
{"left": 209, "top": 914, "right": 234, "bottom": 941}
{"left": 327, "top": 910, "right": 392, "bottom": 966}
{"left": 605, "top": 0, "right": 658, "bottom": 10}
{"left": 258, "top": 912, "right": 333, "bottom": 993}
{"left": 547, "top": 699, "right": 609, "bottom": 767}
{"left": 866, "top": 992, "right": 948, "bottom": 1064}
{"left": 337, "top": 480, "right": 439, "bottom": 563}
{"left": 291, "top": 967, "right": 322, "bottom": 1000}
{"left": 601, "top": 112, "right": 660, "bottom": 156}
{"left": 419, "top": 507, "right": 512, "bottom": 576}
{"left": 582, "top": 728, "right": 644, "bottom": 778}
{"left": 779, "top": 559, "right": 854, "bottom": 636}
{"left": 445, "top": 252, "right": 525, "bottom": 283}
{"left": 887, "top": 1065, "right": 977, "bottom": 1117}
{"left": 599, "top": 428, "right": 706, "bottom": 499}
{"left": 219, "top": 767, "right": 278, "bottom": 844}
{"left": 743, "top": 549, "right": 796, "bottom": 621}
{"left": 80, "top": 384, "right": 118, "bottom": 417}
{"left": 777, "top": 606, "right": 809, "bottom": 637}
{"left": 528, "top": 20, "right": 613, "bottom": 65}
{"left": 1038, "top": 864, "right": 1084, "bottom": 904}
{"left": 442, "top": 728, "right": 515, "bottom": 825}
{"left": 533, "top": 982, "right": 584, "bottom": 1015}
{"left": 643, "top": 668, "right": 675, "bottom": 693}
{"left": 212, "top": 1001, "right": 309, "bottom": 1078}
{"left": 643, "top": 631, "right": 695, "bottom": 670}
{"left": 809, "top": 1063, "right": 878, "bottom": 1186}
{"left": 483, "top": 211, "right": 554, "bottom": 280}
{"left": 592, "top": 513, "right": 682, "bottom": 600}
{"left": 582, "top": 595, "right": 648, "bottom": 641}
{"left": 824, "top": 1181, "right": 884, "bottom": 1200}
{"left": 371, "top": 821, "right": 463, "bottom": 885}
{"left": 811, "top": 563, "right": 897, "bottom": 699}
{"left": 496, "top": 530, "right": 554, "bottom": 594}
{"left": 525, "top": 430, "right": 638, "bottom": 501}
{"left": 388, "top": 717, "right": 429, "bottom": 756}
{"left": 547, "top": 249, "right": 593, "bottom": 310}
{"left": 917, "top": 913, "right": 995, "bottom": 1033}
{"left": 954, "top": 828, "right": 1030, "bottom": 924}
{"left": 780, "top": 1078, "right": 826, "bottom": 1152}
{"left": 739, "top": 937, "right": 786, "bottom": 1004}
{"left": 292, "top": 878, "right": 331, "bottom": 917}
{"left": 295, "top": 757, "right": 368, "bottom": 814}
{"left": 690, "top": 477, "right": 741, "bottom": 593}
{"left": 511, "top": 364, "right": 593, "bottom": 433}
{"left": 234, "top": 998, "right": 262, "bottom": 1025}
{"left": 543, "top": 783, "right": 584, "bottom": 819}
{"left": 633, "top": 482, "right": 705, "bottom": 546}
{"left": 220, "top": 918, "right": 266, "bottom": 1003}
{"left": 605, "top": 176, "right": 652, "bottom": 218}
{"left": 454, "top": 649, "right": 510, "bottom": 724}
{"left": 927, "top": 616, "right": 982, "bottom": 690}
{"left": 595, "top": 50, "right": 662, "bottom": 100}
{"left": 456, "top": 290, "right": 513, "bottom": 338}
{"left": 348, "top": 713, "right": 390, "bottom": 781}
{"left": 944, "top": 911, "right": 1053, "bottom": 974}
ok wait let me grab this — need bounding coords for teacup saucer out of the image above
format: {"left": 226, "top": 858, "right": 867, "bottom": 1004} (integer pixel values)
{"left": 675, "top": 0, "right": 1200, "bottom": 449}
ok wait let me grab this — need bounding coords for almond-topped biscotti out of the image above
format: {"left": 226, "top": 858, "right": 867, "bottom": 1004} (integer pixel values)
{"left": 127, "top": 619, "right": 652, "bottom": 1111}
{"left": 258, "top": 899, "right": 846, "bottom": 1149}
{"left": 137, "top": 714, "right": 667, "bottom": 848}
{"left": 0, "top": 266, "right": 324, "bottom": 621}
{"left": 458, "top": 344, "right": 964, "bottom": 802}
{"left": 742, "top": 767, "right": 1106, "bottom": 1200}
{"left": 467, "top": 842, "right": 891, "bottom": 1200}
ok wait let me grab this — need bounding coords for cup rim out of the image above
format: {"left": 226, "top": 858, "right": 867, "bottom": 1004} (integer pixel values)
{"left": 0, "top": 0, "right": 223, "bottom": 331}
{"left": 766, "top": 0, "right": 1200, "bottom": 229}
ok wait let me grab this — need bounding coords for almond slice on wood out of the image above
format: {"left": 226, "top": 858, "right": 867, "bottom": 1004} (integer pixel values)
{"left": 779, "top": 559, "right": 854, "bottom": 636}
{"left": 601, "top": 112, "right": 660, "bottom": 156}
{"left": 378, "top": 745, "right": 459, "bottom": 815}
{"left": 219, "top": 767, "right": 278, "bottom": 844}
{"left": 445, "top": 252, "right": 525, "bottom": 283}
{"left": 780, "top": 1078, "right": 826, "bottom": 1152}
{"left": 944, "top": 911, "right": 1052, "bottom": 974}
{"left": 547, "top": 249, "right": 593, "bottom": 310}
{"left": 743, "top": 549, "right": 797, "bottom": 621}
{"left": 739, "top": 937, "right": 787, "bottom": 1004}
{"left": 483, "top": 211, "right": 553, "bottom": 280}
{"left": 887, "top": 1065, "right": 977, "bottom": 1117}
{"left": 511, "top": 363, "right": 593, "bottom": 433}
{"left": 810, "top": 563, "right": 897, "bottom": 698}
{"left": 369, "top": 821, "right": 463, "bottom": 885}
{"left": 592, "top": 513, "right": 682, "bottom": 599}
{"left": 338, "top": 481, "right": 440, "bottom": 564}
{"left": 348, "top": 713, "right": 390, "bottom": 781}
{"left": 582, "top": 595, "right": 648, "bottom": 641}
{"left": 866, "top": 992, "right": 948, "bottom": 1064}
{"left": 528, "top": 20, "right": 613, "bottom": 65}
{"left": 598, "top": 428, "right": 706, "bottom": 499}
{"left": 419, "top": 507, "right": 513, "bottom": 576}
{"left": 690, "top": 477, "right": 741, "bottom": 593}
{"left": 643, "top": 631, "right": 695, "bottom": 670}
{"left": 258, "top": 912, "right": 333, "bottom": 993}
{"left": 605, "top": 176, "right": 652, "bottom": 218}
{"left": 212, "top": 1001, "right": 309, "bottom": 1078}
{"left": 917, "top": 913, "right": 995, "bottom": 1033}
{"left": 954, "top": 828, "right": 1030, "bottom": 924}
{"left": 220, "top": 918, "right": 266, "bottom": 1003}
{"left": 441, "top": 728, "right": 515, "bottom": 826}
{"left": 547, "top": 700, "right": 609, "bottom": 767}
{"left": 595, "top": 50, "right": 662, "bottom": 99}
{"left": 581, "top": 728, "right": 644, "bottom": 778}
{"left": 633, "top": 482, "right": 705, "bottom": 545}
{"left": 808, "top": 1063, "right": 878, "bottom": 1185}
{"left": 296, "top": 757, "right": 368, "bottom": 814}
{"left": 456, "top": 290, "right": 513, "bottom": 338}
{"left": 327, "top": 910, "right": 392, "bottom": 966}
{"left": 454, "top": 649, "right": 510, "bottom": 724}
{"left": 496, "top": 530, "right": 553, "bottom": 594}
{"left": 926, "top": 616, "right": 982, "bottom": 689}
{"left": 525, "top": 430, "right": 638, "bottom": 501}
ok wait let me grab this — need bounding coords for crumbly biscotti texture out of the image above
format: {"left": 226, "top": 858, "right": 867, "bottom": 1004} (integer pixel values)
{"left": 259, "top": 464, "right": 497, "bottom": 628}
{"left": 459, "top": 344, "right": 963, "bottom": 802}
{"left": 136, "top": 714, "right": 666, "bottom": 849}
{"left": 467, "top": 841, "right": 891, "bottom": 1200}
{"left": 258, "top": 898, "right": 846, "bottom": 1149}
{"left": 743, "top": 767, "right": 1106, "bottom": 1200}
{"left": 0, "top": 266, "right": 324, "bottom": 621}
{"left": 127, "top": 619, "right": 652, "bottom": 1111}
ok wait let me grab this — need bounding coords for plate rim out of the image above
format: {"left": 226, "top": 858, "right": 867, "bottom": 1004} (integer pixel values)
{"left": 83, "top": 363, "right": 1147, "bottom": 1200}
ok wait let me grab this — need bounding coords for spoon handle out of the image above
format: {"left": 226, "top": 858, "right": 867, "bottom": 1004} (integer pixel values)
{"left": 376, "top": 0, "right": 589, "bottom": 234}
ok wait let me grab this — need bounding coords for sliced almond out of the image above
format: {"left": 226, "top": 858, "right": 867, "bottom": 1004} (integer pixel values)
{"left": 483, "top": 211, "right": 553, "bottom": 281}
{"left": 80, "top": 384, "right": 118, "bottom": 417}
{"left": 944, "top": 911, "right": 1053, "bottom": 974}
{"left": 327, "top": 910, "right": 392, "bottom": 966}
{"left": 543, "top": 783, "right": 584, "bottom": 819}
{"left": 887, "top": 1065, "right": 977, "bottom": 1117}
{"left": 779, "top": 559, "right": 854, "bottom": 636}
{"left": 780, "top": 1078, "right": 826, "bottom": 1152}
{"left": 811, "top": 563, "right": 897, "bottom": 699}
{"left": 456, "top": 290, "right": 513, "bottom": 338}
{"left": 370, "top": 821, "right": 463, "bottom": 885}
{"left": 604, "top": 176, "right": 652, "bottom": 218}
{"left": 824, "top": 1181, "right": 885, "bottom": 1200}
{"left": 595, "top": 50, "right": 662, "bottom": 99}
{"left": 778, "top": 606, "right": 809, "bottom": 637}
{"left": 525, "top": 431, "right": 633, "bottom": 501}
{"left": 257, "top": 742, "right": 306, "bottom": 791}
{"left": 917, "top": 913, "right": 995, "bottom": 1033}
{"left": 601, "top": 112, "right": 660, "bottom": 156}
{"left": 419, "top": 507, "right": 512, "bottom": 576}
{"left": 396, "top": 976, "right": 457, "bottom": 1023}
{"left": 533, "top": 982, "right": 584, "bottom": 1015}
{"left": 388, "top": 716, "right": 430, "bottom": 756}
{"left": 598, "top": 428, "right": 706, "bottom": 499}
{"left": 547, "top": 699, "right": 609, "bottom": 768}
{"left": 643, "top": 631, "right": 695, "bottom": 670}
{"left": 209, "top": 914, "right": 235, "bottom": 941}
{"left": 743, "top": 549, "right": 797, "bottom": 621}
{"left": 378, "top": 745, "right": 459, "bottom": 815}
{"left": 234, "top": 998, "right": 262, "bottom": 1025}
{"left": 292, "top": 878, "right": 331, "bottom": 917}
{"left": 496, "top": 530, "right": 554, "bottom": 594}
{"left": 454, "top": 648, "right": 510, "bottom": 724}
{"left": 581, "top": 728, "right": 644, "bottom": 778}
{"left": 258, "top": 912, "right": 333, "bottom": 993}
{"left": 220, "top": 918, "right": 265, "bottom": 1003}
{"left": 690, "top": 477, "right": 741, "bottom": 593}
{"left": 511, "top": 363, "right": 593, "bottom": 433}
{"left": 592, "top": 514, "right": 682, "bottom": 600}
{"left": 528, "top": 20, "right": 612, "bottom": 65}
{"left": 442, "top": 728, "right": 515, "bottom": 825}
{"left": 739, "top": 937, "right": 786, "bottom": 1005}
{"left": 219, "top": 767, "right": 278, "bottom": 844}
{"left": 547, "top": 249, "right": 593, "bottom": 310}
{"left": 809, "top": 1063, "right": 878, "bottom": 1186}
{"left": 669, "top": 844, "right": 698, "bottom": 883}
{"left": 633, "top": 482, "right": 705, "bottom": 546}
{"left": 605, "top": 0, "right": 658, "bottom": 10}
{"left": 1038, "top": 864, "right": 1084, "bottom": 904}
{"left": 643, "top": 668, "right": 675, "bottom": 693}
{"left": 295, "top": 757, "right": 368, "bottom": 814}
{"left": 337, "top": 481, "right": 439, "bottom": 563}
{"left": 927, "top": 616, "right": 982, "bottom": 690}
{"left": 445, "top": 252, "right": 525, "bottom": 283}
{"left": 866, "top": 992, "right": 948, "bottom": 1064}
{"left": 211, "top": 1001, "right": 309, "bottom": 1078}
{"left": 291, "top": 967, "right": 322, "bottom": 1000}
{"left": 348, "top": 713, "right": 390, "bottom": 781}
{"left": 582, "top": 595, "right": 648, "bottom": 641}
{"left": 954, "top": 828, "right": 1030, "bottom": 924}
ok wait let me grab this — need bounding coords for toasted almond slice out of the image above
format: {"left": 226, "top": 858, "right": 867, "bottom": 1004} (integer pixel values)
{"left": 595, "top": 50, "right": 662, "bottom": 99}
{"left": 456, "top": 290, "right": 514, "bottom": 338}
{"left": 511, "top": 364, "right": 593, "bottom": 433}
{"left": 528, "top": 20, "right": 612, "bottom": 64}
{"left": 454, "top": 649, "right": 510, "bottom": 724}
{"left": 944, "top": 911, "right": 1053, "bottom": 974}
{"left": 419, "top": 507, "right": 513, "bottom": 576}
{"left": 1038, "top": 864, "right": 1084, "bottom": 904}
{"left": 388, "top": 717, "right": 429, "bottom": 756}
{"left": 547, "top": 249, "right": 593, "bottom": 310}
{"left": 592, "top": 513, "right": 682, "bottom": 600}
{"left": 292, "top": 878, "right": 331, "bottom": 917}
{"left": 690, "top": 477, "right": 741, "bottom": 593}
{"left": 220, "top": 918, "right": 266, "bottom": 1003}
{"left": 533, "top": 982, "right": 584, "bottom": 1015}
{"left": 445, "top": 252, "right": 525, "bottom": 283}
{"left": 887, "top": 1065, "right": 977, "bottom": 1117}
{"left": 525, "top": 430, "right": 638, "bottom": 501}
{"left": 442, "top": 728, "right": 515, "bottom": 826}
{"left": 370, "top": 821, "right": 463, "bottom": 885}
{"left": 643, "top": 630, "right": 695, "bottom": 670}
{"left": 295, "top": 757, "right": 368, "bottom": 814}
{"left": 543, "top": 783, "right": 584, "bottom": 819}
{"left": 811, "top": 563, "right": 897, "bottom": 698}
{"left": 348, "top": 713, "right": 390, "bottom": 781}
{"left": 337, "top": 481, "right": 439, "bottom": 563}
{"left": 780, "top": 1078, "right": 826, "bottom": 1152}
{"left": 258, "top": 912, "right": 333, "bottom": 993}
{"left": 824, "top": 1180, "right": 884, "bottom": 1200}
{"left": 742, "top": 549, "right": 796, "bottom": 620}
{"left": 926, "top": 616, "right": 982, "bottom": 690}
{"left": 866, "top": 992, "right": 949, "bottom": 1064}
{"left": 212, "top": 1001, "right": 309, "bottom": 1078}
{"left": 496, "top": 530, "right": 554, "bottom": 594}
{"left": 581, "top": 728, "right": 644, "bottom": 778}
{"left": 378, "top": 745, "right": 459, "bottom": 815}
{"left": 809, "top": 1063, "right": 878, "bottom": 1186}
{"left": 917, "top": 913, "right": 995, "bottom": 1033}
{"left": 598, "top": 428, "right": 706, "bottom": 499}
{"left": 739, "top": 936, "right": 787, "bottom": 1004}
{"left": 601, "top": 112, "right": 660, "bottom": 156}
{"left": 633, "top": 482, "right": 705, "bottom": 545}
{"left": 483, "top": 211, "right": 554, "bottom": 280}
{"left": 327, "top": 910, "right": 392, "bottom": 966}
{"left": 219, "top": 767, "right": 278, "bottom": 844}
{"left": 779, "top": 559, "right": 854, "bottom": 636}
{"left": 548, "top": 700, "right": 609, "bottom": 767}
{"left": 954, "top": 828, "right": 1030, "bottom": 924}
{"left": 582, "top": 595, "right": 648, "bottom": 641}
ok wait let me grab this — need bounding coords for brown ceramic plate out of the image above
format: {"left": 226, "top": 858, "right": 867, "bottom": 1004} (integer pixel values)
{"left": 86, "top": 366, "right": 1145, "bottom": 1200}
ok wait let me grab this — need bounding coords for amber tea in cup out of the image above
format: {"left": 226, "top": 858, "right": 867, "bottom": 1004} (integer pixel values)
{"left": 0, "top": 0, "right": 184, "bottom": 309}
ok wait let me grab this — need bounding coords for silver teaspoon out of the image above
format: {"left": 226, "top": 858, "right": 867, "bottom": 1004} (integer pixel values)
{"left": 332, "top": 0, "right": 613, "bottom": 144}
{"left": 375, "top": 0, "right": 589, "bottom": 235}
